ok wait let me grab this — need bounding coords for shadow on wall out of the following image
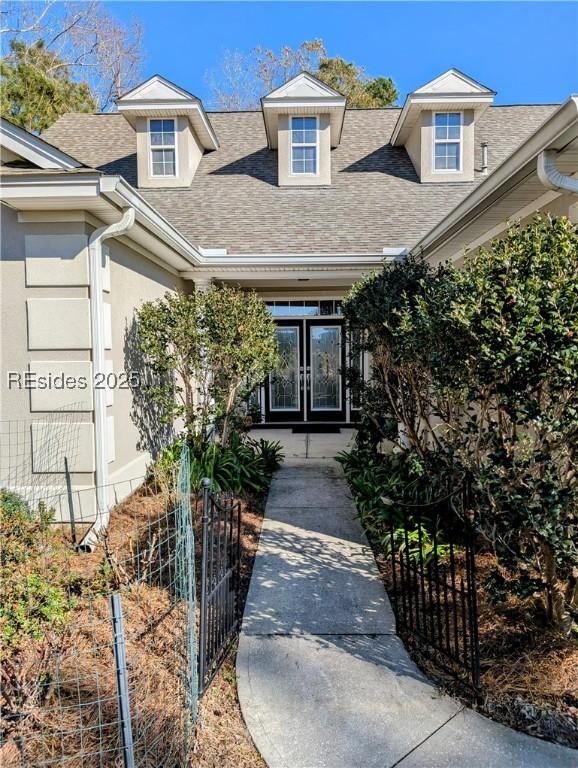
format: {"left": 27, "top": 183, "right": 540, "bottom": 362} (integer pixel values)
{"left": 124, "top": 317, "right": 174, "bottom": 459}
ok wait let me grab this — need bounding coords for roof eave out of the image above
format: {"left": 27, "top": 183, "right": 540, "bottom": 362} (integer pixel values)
{"left": 1, "top": 117, "right": 84, "bottom": 170}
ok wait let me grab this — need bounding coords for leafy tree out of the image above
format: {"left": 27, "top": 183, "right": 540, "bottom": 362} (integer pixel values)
{"left": 343, "top": 216, "right": 578, "bottom": 629}
{"left": 134, "top": 291, "right": 205, "bottom": 437}
{"left": 317, "top": 56, "right": 398, "bottom": 107}
{"left": 135, "top": 286, "right": 278, "bottom": 446}
{"left": 0, "top": 39, "right": 95, "bottom": 132}
{"left": 207, "top": 39, "right": 325, "bottom": 110}
{"left": 207, "top": 39, "right": 398, "bottom": 109}
{"left": 343, "top": 253, "right": 463, "bottom": 456}
{"left": 201, "top": 285, "right": 278, "bottom": 445}
{"left": 364, "top": 76, "right": 399, "bottom": 108}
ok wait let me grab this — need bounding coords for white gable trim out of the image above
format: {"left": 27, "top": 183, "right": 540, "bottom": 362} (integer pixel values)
{"left": 414, "top": 68, "right": 495, "bottom": 96}
{"left": 263, "top": 71, "right": 345, "bottom": 102}
{"left": 1, "top": 118, "right": 82, "bottom": 170}
{"left": 117, "top": 74, "right": 196, "bottom": 103}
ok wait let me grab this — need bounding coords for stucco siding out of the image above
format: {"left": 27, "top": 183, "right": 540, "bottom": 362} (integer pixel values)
{"left": 106, "top": 237, "right": 186, "bottom": 485}
{"left": 0, "top": 205, "right": 96, "bottom": 514}
{"left": 1, "top": 203, "right": 188, "bottom": 521}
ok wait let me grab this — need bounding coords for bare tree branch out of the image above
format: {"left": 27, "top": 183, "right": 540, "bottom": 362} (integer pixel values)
{"left": 1, "top": 1, "right": 143, "bottom": 111}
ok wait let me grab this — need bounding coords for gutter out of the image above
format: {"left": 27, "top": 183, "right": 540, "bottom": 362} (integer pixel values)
{"left": 537, "top": 149, "right": 578, "bottom": 193}
{"left": 80, "top": 208, "right": 136, "bottom": 551}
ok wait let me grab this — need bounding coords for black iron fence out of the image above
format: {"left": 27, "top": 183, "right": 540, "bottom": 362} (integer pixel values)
{"left": 387, "top": 479, "right": 480, "bottom": 692}
{"left": 198, "top": 479, "right": 242, "bottom": 693}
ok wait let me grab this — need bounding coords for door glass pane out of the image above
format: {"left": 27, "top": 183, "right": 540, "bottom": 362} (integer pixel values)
{"left": 270, "top": 327, "right": 300, "bottom": 410}
{"left": 310, "top": 326, "right": 341, "bottom": 410}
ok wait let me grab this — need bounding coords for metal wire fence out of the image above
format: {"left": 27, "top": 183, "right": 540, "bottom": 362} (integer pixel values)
{"left": 1, "top": 444, "right": 199, "bottom": 767}
{"left": 0, "top": 409, "right": 84, "bottom": 514}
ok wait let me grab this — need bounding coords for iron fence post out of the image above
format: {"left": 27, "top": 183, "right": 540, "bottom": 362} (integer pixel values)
{"left": 464, "top": 474, "right": 481, "bottom": 691}
{"left": 199, "top": 477, "right": 211, "bottom": 694}
{"left": 109, "top": 592, "right": 135, "bottom": 768}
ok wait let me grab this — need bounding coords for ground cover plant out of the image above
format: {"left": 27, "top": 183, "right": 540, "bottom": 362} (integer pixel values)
{"left": 340, "top": 215, "right": 578, "bottom": 745}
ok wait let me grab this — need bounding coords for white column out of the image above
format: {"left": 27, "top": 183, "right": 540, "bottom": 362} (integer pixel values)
{"left": 193, "top": 275, "right": 213, "bottom": 293}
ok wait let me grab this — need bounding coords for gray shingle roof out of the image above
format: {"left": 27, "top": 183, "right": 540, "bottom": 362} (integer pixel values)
{"left": 43, "top": 105, "right": 556, "bottom": 254}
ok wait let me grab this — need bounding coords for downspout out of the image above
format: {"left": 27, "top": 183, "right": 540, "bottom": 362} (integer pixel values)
{"left": 80, "top": 208, "right": 136, "bottom": 550}
{"left": 537, "top": 149, "right": 578, "bottom": 194}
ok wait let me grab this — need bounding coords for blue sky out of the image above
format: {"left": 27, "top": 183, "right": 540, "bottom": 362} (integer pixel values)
{"left": 111, "top": 1, "right": 577, "bottom": 106}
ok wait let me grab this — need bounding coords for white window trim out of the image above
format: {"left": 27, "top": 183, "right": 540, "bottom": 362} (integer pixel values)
{"left": 148, "top": 117, "right": 177, "bottom": 178}
{"left": 289, "top": 116, "right": 319, "bottom": 177}
{"left": 432, "top": 111, "right": 463, "bottom": 174}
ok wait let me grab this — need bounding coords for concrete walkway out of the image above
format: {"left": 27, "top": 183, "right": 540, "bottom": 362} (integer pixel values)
{"left": 237, "top": 431, "right": 576, "bottom": 768}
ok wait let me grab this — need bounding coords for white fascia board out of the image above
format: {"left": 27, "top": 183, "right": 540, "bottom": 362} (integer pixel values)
{"left": 409, "top": 93, "right": 495, "bottom": 106}
{"left": 413, "top": 95, "right": 578, "bottom": 259}
{"left": 1, "top": 118, "right": 82, "bottom": 169}
{"left": 263, "top": 98, "right": 346, "bottom": 109}
{"left": 0, "top": 173, "right": 101, "bottom": 198}
{"left": 183, "top": 253, "right": 388, "bottom": 271}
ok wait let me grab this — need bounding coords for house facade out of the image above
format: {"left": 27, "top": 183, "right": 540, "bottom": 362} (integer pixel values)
{"left": 1, "top": 68, "right": 577, "bottom": 524}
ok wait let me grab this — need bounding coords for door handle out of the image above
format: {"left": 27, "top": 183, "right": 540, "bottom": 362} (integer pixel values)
{"left": 306, "top": 368, "right": 311, "bottom": 389}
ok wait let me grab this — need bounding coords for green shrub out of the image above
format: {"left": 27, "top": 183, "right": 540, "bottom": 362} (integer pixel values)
{"left": 0, "top": 491, "right": 72, "bottom": 649}
{"left": 342, "top": 215, "right": 578, "bottom": 629}
{"left": 0, "top": 490, "right": 75, "bottom": 727}
{"left": 247, "top": 437, "right": 284, "bottom": 476}
{"left": 154, "top": 434, "right": 284, "bottom": 496}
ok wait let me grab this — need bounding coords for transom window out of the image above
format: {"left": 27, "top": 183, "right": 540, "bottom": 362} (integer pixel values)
{"left": 291, "top": 116, "right": 318, "bottom": 175}
{"left": 149, "top": 119, "right": 176, "bottom": 177}
{"left": 434, "top": 112, "right": 462, "bottom": 172}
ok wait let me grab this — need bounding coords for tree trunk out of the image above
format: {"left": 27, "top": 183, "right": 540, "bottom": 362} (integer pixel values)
{"left": 541, "top": 542, "right": 566, "bottom": 626}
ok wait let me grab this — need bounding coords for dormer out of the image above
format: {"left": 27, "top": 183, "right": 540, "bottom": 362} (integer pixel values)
{"left": 391, "top": 69, "right": 495, "bottom": 183}
{"left": 116, "top": 75, "right": 218, "bottom": 189}
{"left": 261, "top": 72, "right": 346, "bottom": 187}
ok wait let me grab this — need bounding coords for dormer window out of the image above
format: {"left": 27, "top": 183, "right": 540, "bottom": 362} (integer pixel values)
{"left": 149, "top": 119, "right": 176, "bottom": 177}
{"left": 291, "top": 117, "right": 318, "bottom": 176}
{"left": 390, "top": 70, "right": 495, "bottom": 183}
{"left": 433, "top": 112, "right": 462, "bottom": 172}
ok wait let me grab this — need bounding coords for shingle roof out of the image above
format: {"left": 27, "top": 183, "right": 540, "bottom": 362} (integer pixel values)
{"left": 42, "top": 105, "right": 557, "bottom": 254}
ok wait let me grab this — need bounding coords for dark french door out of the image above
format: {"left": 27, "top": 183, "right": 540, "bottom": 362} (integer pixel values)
{"left": 264, "top": 319, "right": 346, "bottom": 423}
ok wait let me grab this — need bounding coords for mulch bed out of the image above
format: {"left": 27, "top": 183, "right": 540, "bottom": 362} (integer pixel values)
{"left": 369, "top": 543, "right": 578, "bottom": 749}
{"left": 1, "top": 482, "right": 266, "bottom": 767}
